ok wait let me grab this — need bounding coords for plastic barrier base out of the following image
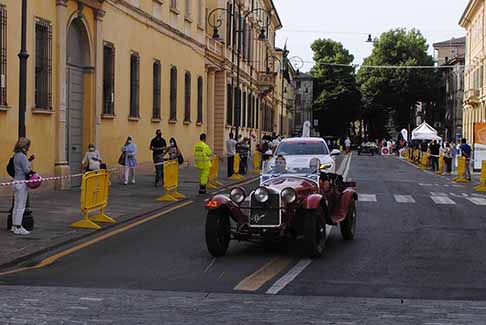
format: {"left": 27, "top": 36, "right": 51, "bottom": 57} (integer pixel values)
{"left": 90, "top": 212, "right": 116, "bottom": 224}
{"left": 158, "top": 191, "right": 186, "bottom": 202}
{"left": 71, "top": 217, "right": 102, "bottom": 230}
{"left": 475, "top": 184, "right": 486, "bottom": 192}
{"left": 453, "top": 176, "right": 471, "bottom": 183}
{"left": 207, "top": 180, "right": 224, "bottom": 189}
{"left": 229, "top": 174, "right": 244, "bottom": 181}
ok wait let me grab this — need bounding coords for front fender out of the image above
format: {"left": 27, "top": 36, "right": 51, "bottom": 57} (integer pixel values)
{"left": 205, "top": 195, "right": 248, "bottom": 224}
{"left": 332, "top": 189, "right": 357, "bottom": 224}
{"left": 302, "top": 194, "right": 324, "bottom": 210}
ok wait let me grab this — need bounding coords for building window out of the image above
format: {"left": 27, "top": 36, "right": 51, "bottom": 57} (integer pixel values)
{"left": 103, "top": 42, "right": 115, "bottom": 115}
{"left": 184, "top": 71, "right": 191, "bottom": 122}
{"left": 0, "top": 5, "right": 7, "bottom": 106}
{"left": 153, "top": 60, "right": 161, "bottom": 119}
{"left": 129, "top": 52, "right": 140, "bottom": 118}
{"left": 255, "top": 98, "right": 259, "bottom": 129}
{"left": 247, "top": 93, "right": 252, "bottom": 128}
{"left": 35, "top": 18, "right": 52, "bottom": 110}
{"left": 197, "top": 76, "right": 203, "bottom": 123}
{"left": 153, "top": 0, "right": 162, "bottom": 19}
{"left": 185, "top": 0, "right": 192, "bottom": 17}
{"left": 226, "top": 84, "right": 233, "bottom": 125}
{"left": 234, "top": 87, "right": 240, "bottom": 127}
{"left": 170, "top": 66, "right": 177, "bottom": 121}
{"left": 171, "top": 0, "right": 177, "bottom": 10}
{"left": 242, "top": 91, "right": 247, "bottom": 127}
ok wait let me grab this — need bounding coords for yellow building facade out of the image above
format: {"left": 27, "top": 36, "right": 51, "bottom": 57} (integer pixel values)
{"left": 0, "top": 0, "right": 287, "bottom": 185}
{"left": 460, "top": 0, "right": 486, "bottom": 143}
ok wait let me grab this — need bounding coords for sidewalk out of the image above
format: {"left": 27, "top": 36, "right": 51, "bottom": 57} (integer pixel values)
{"left": 0, "top": 163, "right": 258, "bottom": 269}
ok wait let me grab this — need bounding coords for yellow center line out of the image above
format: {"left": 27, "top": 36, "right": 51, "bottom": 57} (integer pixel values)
{"left": 0, "top": 200, "right": 194, "bottom": 277}
{"left": 234, "top": 257, "right": 293, "bottom": 292}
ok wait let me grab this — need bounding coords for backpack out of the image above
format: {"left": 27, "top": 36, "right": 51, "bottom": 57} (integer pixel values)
{"left": 6, "top": 157, "right": 15, "bottom": 178}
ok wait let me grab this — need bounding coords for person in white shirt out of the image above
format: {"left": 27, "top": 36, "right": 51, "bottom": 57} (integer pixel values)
{"left": 344, "top": 137, "right": 352, "bottom": 154}
{"left": 226, "top": 133, "right": 238, "bottom": 177}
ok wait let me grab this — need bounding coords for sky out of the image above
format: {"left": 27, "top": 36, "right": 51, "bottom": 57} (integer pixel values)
{"left": 274, "top": 0, "right": 469, "bottom": 71}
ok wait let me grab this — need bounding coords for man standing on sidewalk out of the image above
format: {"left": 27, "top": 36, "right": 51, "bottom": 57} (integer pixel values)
{"left": 429, "top": 140, "right": 440, "bottom": 172}
{"left": 460, "top": 138, "right": 472, "bottom": 181}
{"left": 150, "top": 129, "right": 167, "bottom": 187}
{"left": 226, "top": 133, "right": 238, "bottom": 178}
{"left": 194, "top": 133, "right": 213, "bottom": 194}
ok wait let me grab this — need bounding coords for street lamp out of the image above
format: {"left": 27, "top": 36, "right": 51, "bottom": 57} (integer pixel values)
{"left": 18, "top": 0, "right": 29, "bottom": 138}
{"left": 208, "top": 6, "right": 274, "bottom": 139}
{"left": 287, "top": 56, "right": 304, "bottom": 135}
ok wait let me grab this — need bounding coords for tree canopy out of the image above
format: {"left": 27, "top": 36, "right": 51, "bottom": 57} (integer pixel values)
{"left": 310, "top": 39, "right": 362, "bottom": 138}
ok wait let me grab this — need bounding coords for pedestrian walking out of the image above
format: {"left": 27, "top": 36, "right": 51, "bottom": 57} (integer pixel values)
{"left": 150, "top": 129, "right": 167, "bottom": 187}
{"left": 226, "top": 133, "right": 238, "bottom": 178}
{"left": 82, "top": 144, "right": 103, "bottom": 172}
{"left": 11, "top": 137, "right": 35, "bottom": 235}
{"left": 122, "top": 136, "right": 137, "bottom": 185}
{"left": 429, "top": 140, "right": 440, "bottom": 172}
{"left": 460, "top": 138, "right": 472, "bottom": 181}
{"left": 194, "top": 133, "right": 213, "bottom": 194}
{"left": 344, "top": 137, "right": 352, "bottom": 154}
{"left": 168, "top": 137, "right": 183, "bottom": 164}
{"left": 442, "top": 142, "right": 452, "bottom": 175}
{"left": 237, "top": 137, "right": 250, "bottom": 175}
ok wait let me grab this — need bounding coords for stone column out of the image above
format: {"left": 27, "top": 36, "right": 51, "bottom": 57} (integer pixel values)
{"left": 94, "top": 9, "right": 105, "bottom": 148}
{"left": 55, "top": 0, "right": 70, "bottom": 189}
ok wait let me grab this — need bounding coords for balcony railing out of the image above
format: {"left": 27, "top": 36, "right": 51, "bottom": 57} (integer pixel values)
{"left": 465, "top": 88, "right": 480, "bottom": 103}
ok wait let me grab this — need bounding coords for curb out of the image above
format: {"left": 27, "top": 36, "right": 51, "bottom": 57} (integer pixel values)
{"left": 0, "top": 175, "right": 259, "bottom": 272}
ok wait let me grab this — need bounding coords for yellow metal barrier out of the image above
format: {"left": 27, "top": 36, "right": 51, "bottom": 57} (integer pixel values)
{"left": 252, "top": 151, "right": 262, "bottom": 174}
{"left": 453, "top": 157, "right": 470, "bottom": 183}
{"left": 475, "top": 161, "right": 486, "bottom": 192}
{"left": 208, "top": 156, "right": 224, "bottom": 189}
{"left": 229, "top": 153, "right": 244, "bottom": 181}
{"left": 436, "top": 154, "right": 444, "bottom": 175}
{"left": 71, "top": 170, "right": 115, "bottom": 230}
{"left": 420, "top": 153, "right": 429, "bottom": 170}
{"left": 158, "top": 160, "right": 187, "bottom": 202}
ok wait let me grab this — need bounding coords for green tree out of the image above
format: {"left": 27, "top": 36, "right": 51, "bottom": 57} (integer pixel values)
{"left": 310, "top": 39, "right": 362, "bottom": 138}
{"left": 358, "top": 28, "right": 441, "bottom": 139}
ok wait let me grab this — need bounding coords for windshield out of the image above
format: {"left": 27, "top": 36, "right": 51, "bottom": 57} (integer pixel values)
{"left": 276, "top": 141, "right": 329, "bottom": 156}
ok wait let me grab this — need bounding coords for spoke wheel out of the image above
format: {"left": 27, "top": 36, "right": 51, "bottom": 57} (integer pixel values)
{"left": 205, "top": 210, "right": 231, "bottom": 257}
{"left": 340, "top": 201, "right": 357, "bottom": 240}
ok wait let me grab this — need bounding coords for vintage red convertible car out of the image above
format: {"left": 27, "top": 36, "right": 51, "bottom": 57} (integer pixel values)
{"left": 204, "top": 161, "right": 358, "bottom": 258}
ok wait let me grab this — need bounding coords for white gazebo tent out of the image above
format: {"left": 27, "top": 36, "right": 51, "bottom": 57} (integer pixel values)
{"left": 411, "top": 122, "right": 442, "bottom": 141}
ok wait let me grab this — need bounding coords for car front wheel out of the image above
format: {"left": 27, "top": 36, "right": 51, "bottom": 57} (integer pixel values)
{"left": 303, "top": 209, "right": 325, "bottom": 258}
{"left": 205, "top": 209, "right": 231, "bottom": 257}
{"left": 340, "top": 201, "right": 356, "bottom": 240}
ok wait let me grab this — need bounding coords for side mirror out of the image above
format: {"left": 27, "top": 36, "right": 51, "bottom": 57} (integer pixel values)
{"left": 331, "top": 149, "right": 341, "bottom": 156}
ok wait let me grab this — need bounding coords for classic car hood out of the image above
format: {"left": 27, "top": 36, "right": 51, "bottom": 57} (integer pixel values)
{"left": 262, "top": 176, "right": 318, "bottom": 194}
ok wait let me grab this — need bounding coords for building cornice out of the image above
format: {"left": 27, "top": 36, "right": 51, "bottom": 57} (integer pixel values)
{"left": 459, "top": 0, "right": 479, "bottom": 27}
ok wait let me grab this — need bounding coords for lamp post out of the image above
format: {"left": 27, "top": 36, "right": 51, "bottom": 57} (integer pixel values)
{"left": 208, "top": 6, "right": 273, "bottom": 139}
{"left": 287, "top": 56, "right": 304, "bottom": 135}
{"left": 18, "top": 0, "right": 29, "bottom": 138}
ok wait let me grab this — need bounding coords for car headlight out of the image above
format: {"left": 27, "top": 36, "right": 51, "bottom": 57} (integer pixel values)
{"left": 281, "top": 188, "right": 297, "bottom": 204}
{"left": 254, "top": 187, "right": 269, "bottom": 203}
{"left": 230, "top": 187, "right": 246, "bottom": 204}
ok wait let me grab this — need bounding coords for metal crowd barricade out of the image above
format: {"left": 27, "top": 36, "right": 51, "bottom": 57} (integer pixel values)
{"left": 71, "top": 169, "right": 115, "bottom": 230}
{"left": 208, "top": 156, "right": 224, "bottom": 189}
{"left": 229, "top": 153, "right": 244, "bottom": 181}
{"left": 252, "top": 151, "right": 262, "bottom": 174}
{"left": 158, "top": 160, "right": 186, "bottom": 202}
{"left": 453, "top": 157, "right": 470, "bottom": 183}
{"left": 475, "top": 161, "right": 486, "bottom": 192}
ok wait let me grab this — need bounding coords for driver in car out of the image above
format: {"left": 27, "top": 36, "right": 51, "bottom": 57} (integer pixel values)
{"left": 264, "top": 155, "right": 287, "bottom": 174}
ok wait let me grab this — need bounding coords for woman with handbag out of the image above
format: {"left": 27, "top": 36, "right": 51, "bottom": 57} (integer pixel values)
{"left": 82, "top": 144, "right": 103, "bottom": 172}
{"left": 168, "top": 137, "right": 184, "bottom": 165}
{"left": 121, "top": 136, "right": 137, "bottom": 185}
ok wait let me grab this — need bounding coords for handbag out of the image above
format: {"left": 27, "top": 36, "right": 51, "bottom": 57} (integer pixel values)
{"left": 177, "top": 152, "right": 184, "bottom": 165}
{"left": 118, "top": 152, "right": 126, "bottom": 166}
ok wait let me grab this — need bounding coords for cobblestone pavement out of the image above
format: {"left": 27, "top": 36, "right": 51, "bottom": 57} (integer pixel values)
{"left": 1, "top": 286, "right": 486, "bottom": 324}
{"left": 0, "top": 163, "right": 257, "bottom": 269}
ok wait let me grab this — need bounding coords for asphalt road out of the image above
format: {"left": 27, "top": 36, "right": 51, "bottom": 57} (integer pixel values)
{"left": 2, "top": 154, "right": 486, "bottom": 323}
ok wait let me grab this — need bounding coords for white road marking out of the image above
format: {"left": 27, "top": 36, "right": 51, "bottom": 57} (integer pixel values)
{"left": 431, "top": 196, "right": 456, "bottom": 205}
{"left": 431, "top": 192, "right": 448, "bottom": 197}
{"left": 23, "top": 299, "right": 39, "bottom": 302}
{"left": 466, "top": 197, "right": 486, "bottom": 206}
{"left": 449, "top": 193, "right": 469, "bottom": 198}
{"left": 265, "top": 225, "right": 333, "bottom": 295}
{"left": 79, "top": 297, "right": 104, "bottom": 302}
{"left": 342, "top": 154, "right": 353, "bottom": 181}
{"left": 419, "top": 183, "right": 433, "bottom": 186}
{"left": 358, "top": 194, "right": 377, "bottom": 202}
{"left": 68, "top": 306, "right": 89, "bottom": 310}
{"left": 452, "top": 185, "right": 465, "bottom": 188}
{"left": 204, "top": 258, "right": 216, "bottom": 273}
{"left": 394, "top": 195, "right": 415, "bottom": 203}
{"left": 472, "top": 193, "right": 486, "bottom": 198}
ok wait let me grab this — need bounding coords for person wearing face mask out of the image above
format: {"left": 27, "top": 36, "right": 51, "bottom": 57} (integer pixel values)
{"left": 150, "top": 129, "right": 167, "bottom": 187}
{"left": 82, "top": 144, "right": 103, "bottom": 172}
{"left": 11, "top": 137, "right": 35, "bottom": 235}
{"left": 168, "top": 137, "right": 183, "bottom": 164}
{"left": 122, "top": 136, "right": 137, "bottom": 185}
